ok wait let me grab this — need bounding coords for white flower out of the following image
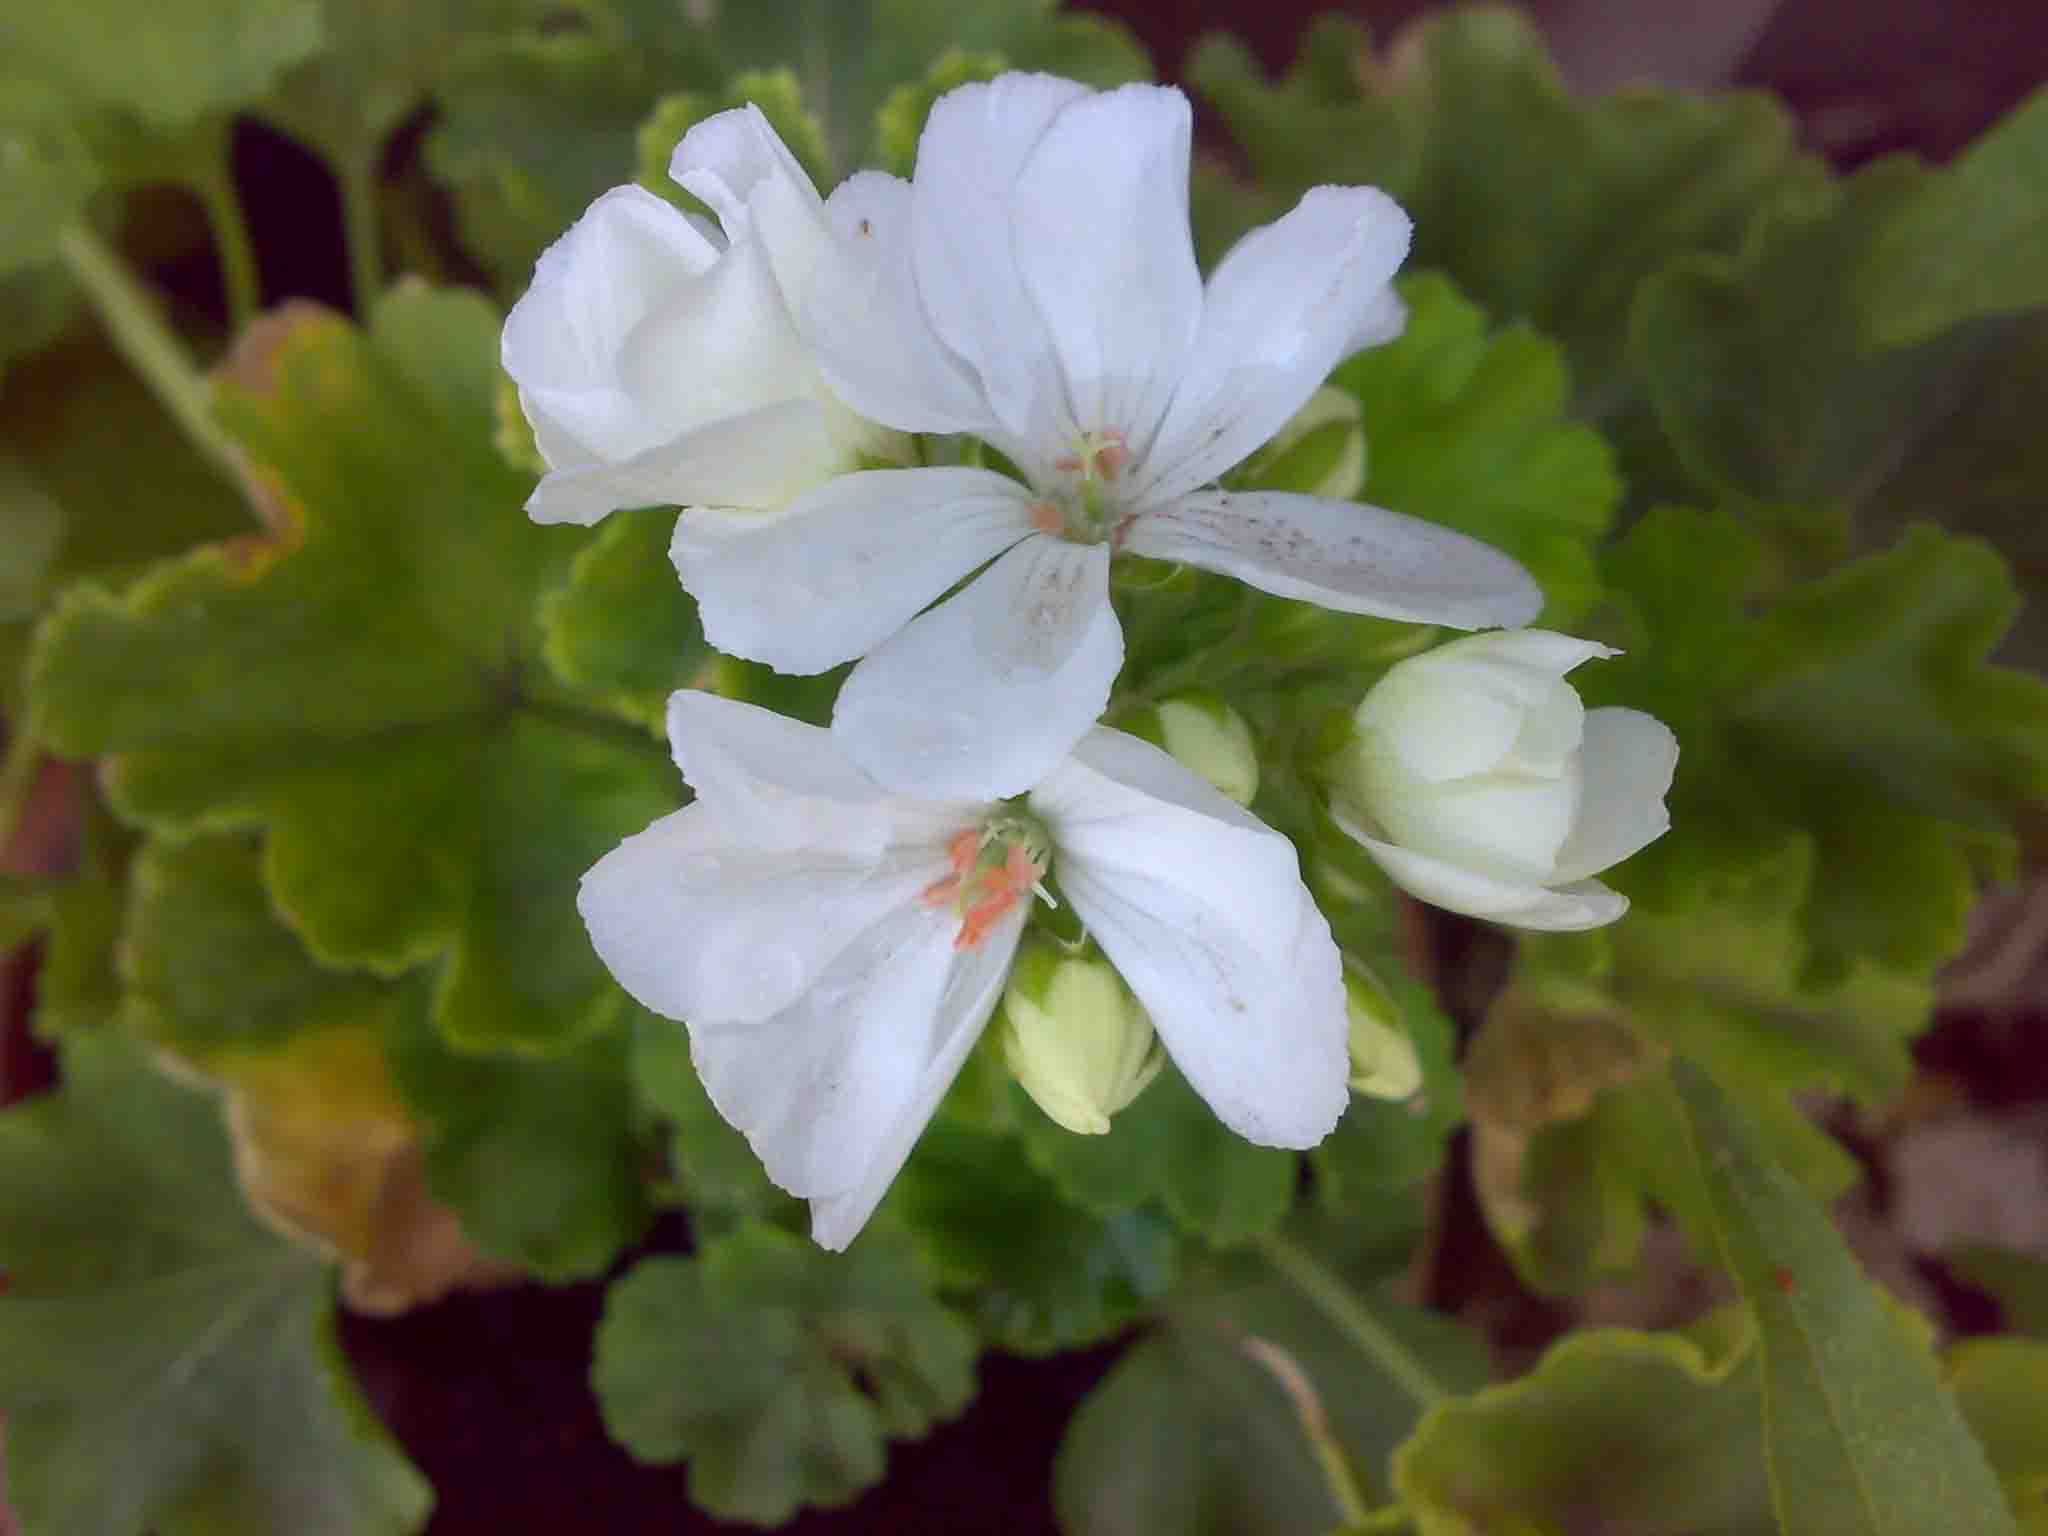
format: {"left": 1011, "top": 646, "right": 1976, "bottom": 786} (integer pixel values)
{"left": 1327, "top": 629, "right": 1679, "bottom": 931}
{"left": 500, "top": 105, "right": 895, "bottom": 527}
{"left": 579, "top": 690, "right": 1350, "bottom": 1249}
{"left": 672, "top": 75, "right": 1542, "bottom": 802}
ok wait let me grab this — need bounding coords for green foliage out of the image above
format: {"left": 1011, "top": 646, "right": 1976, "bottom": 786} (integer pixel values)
{"left": 28, "top": 286, "right": 680, "bottom": 1053}
{"left": 635, "top": 69, "right": 833, "bottom": 202}
{"left": 592, "top": 1223, "right": 978, "bottom": 1525}
{"left": 1330, "top": 272, "right": 1619, "bottom": 624}
{"left": 0, "top": 1034, "right": 431, "bottom": 1536}
{"left": 0, "top": 84, "right": 99, "bottom": 275}
{"left": 1946, "top": 1340, "right": 2048, "bottom": 1532}
{"left": 1671, "top": 1060, "right": 2017, "bottom": 1536}
{"left": 629, "top": 1009, "right": 788, "bottom": 1219}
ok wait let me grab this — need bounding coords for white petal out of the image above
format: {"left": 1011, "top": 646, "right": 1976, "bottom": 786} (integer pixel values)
{"left": 910, "top": 73, "right": 1091, "bottom": 446}
{"left": 525, "top": 398, "right": 840, "bottom": 525}
{"left": 807, "top": 908, "right": 1026, "bottom": 1249}
{"left": 1367, "top": 759, "right": 1581, "bottom": 887}
{"left": 578, "top": 806, "right": 944, "bottom": 1026}
{"left": 670, "top": 104, "right": 829, "bottom": 306}
{"left": 1337, "top": 819, "right": 1630, "bottom": 931}
{"left": 671, "top": 466, "right": 1038, "bottom": 673}
{"left": 686, "top": 901, "right": 1022, "bottom": 1249}
{"left": 800, "top": 171, "right": 999, "bottom": 438}
{"left": 1552, "top": 708, "right": 1679, "bottom": 882}
{"left": 1120, "top": 490, "right": 1543, "bottom": 630}
{"left": 1010, "top": 83, "right": 1202, "bottom": 444}
{"left": 834, "top": 535, "right": 1122, "bottom": 801}
{"left": 1031, "top": 729, "right": 1350, "bottom": 1149}
{"left": 501, "top": 185, "right": 721, "bottom": 467}
{"left": 1138, "top": 186, "right": 1412, "bottom": 503}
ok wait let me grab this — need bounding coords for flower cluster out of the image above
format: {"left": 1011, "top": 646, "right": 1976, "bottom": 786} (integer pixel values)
{"left": 504, "top": 75, "right": 1677, "bottom": 1248}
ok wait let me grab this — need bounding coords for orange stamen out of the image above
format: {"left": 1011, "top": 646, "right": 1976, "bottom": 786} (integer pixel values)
{"left": 1030, "top": 500, "right": 1065, "bottom": 536}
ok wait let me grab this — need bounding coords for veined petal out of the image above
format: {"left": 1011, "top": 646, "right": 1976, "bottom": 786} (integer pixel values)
{"left": 525, "top": 398, "right": 838, "bottom": 525}
{"left": 1337, "top": 818, "right": 1630, "bottom": 931}
{"left": 833, "top": 535, "right": 1123, "bottom": 801}
{"left": 578, "top": 806, "right": 944, "bottom": 1027}
{"left": 807, "top": 907, "right": 1026, "bottom": 1249}
{"left": 671, "top": 467, "right": 1039, "bottom": 673}
{"left": 685, "top": 899, "right": 1021, "bottom": 1244}
{"left": 1031, "top": 729, "right": 1349, "bottom": 1149}
{"left": 1138, "top": 186, "right": 1412, "bottom": 503}
{"left": 1010, "top": 83, "right": 1202, "bottom": 444}
{"left": 1552, "top": 707, "right": 1679, "bottom": 883}
{"left": 501, "top": 185, "right": 721, "bottom": 466}
{"left": 1121, "top": 490, "right": 1544, "bottom": 630}
{"left": 910, "top": 73, "right": 1090, "bottom": 446}
{"left": 801, "top": 171, "right": 998, "bottom": 438}
{"left": 670, "top": 104, "right": 829, "bottom": 305}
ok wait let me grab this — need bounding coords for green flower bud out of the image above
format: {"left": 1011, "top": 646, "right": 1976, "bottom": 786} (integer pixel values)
{"left": 1241, "top": 386, "right": 1367, "bottom": 501}
{"left": 1344, "top": 969, "right": 1423, "bottom": 1101}
{"left": 1121, "top": 690, "right": 1260, "bottom": 805}
{"left": 1000, "top": 942, "right": 1165, "bottom": 1135}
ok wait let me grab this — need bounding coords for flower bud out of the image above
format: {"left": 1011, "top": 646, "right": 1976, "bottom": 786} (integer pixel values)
{"left": 1241, "top": 386, "right": 1367, "bottom": 501}
{"left": 1323, "top": 630, "right": 1678, "bottom": 931}
{"left": 1000, "top": 942, "right": 1165, "bottom": 1135}
{"left": 1344, "top": 970, "right": 1423, "bottom": 1100}
{"left": 1120, "top": 691, "right": 1260, "bottom": 806}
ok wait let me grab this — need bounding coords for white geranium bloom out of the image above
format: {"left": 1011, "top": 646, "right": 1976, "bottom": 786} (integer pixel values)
{"left": 580, "top": 690, "right": 1349, "bottom": 1249}
{"left": 672, "top": 75, "right": 1543, "bottom": 801}
{"left": 1328, "top": 630, "right": 1679, "bottom": 931}
{"left": 501, "top": 106, "right": 896, "bottom": 526}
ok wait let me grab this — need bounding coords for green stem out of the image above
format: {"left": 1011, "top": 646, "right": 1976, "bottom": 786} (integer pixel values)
{"left": 55, "top": 224, "right": 242, "bottom": 483}
{"left": 338, "top": 152, "right": 383, "bottom": 314}
{"left": 1255, "top": 1230, "right": 1452, "bottom": 1413}
{"left": 195, "top": 152, "right": 262, "bottom": 331}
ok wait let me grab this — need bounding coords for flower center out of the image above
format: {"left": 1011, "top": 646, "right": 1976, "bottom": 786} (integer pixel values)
{"left": 1032, "top": 428, "right": 1131, "bottom": 546}
{"left": 922, "top": 814, "right": 1054, "bottom": 950}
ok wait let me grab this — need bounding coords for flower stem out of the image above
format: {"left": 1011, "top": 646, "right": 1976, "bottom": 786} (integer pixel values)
{"left": 1255, "top": 1230, "right": 1452, "bottom": 1412}
{"left": 337, "top": 152, "right": 383, "bottom": 315}
{"left": 194, "top": 139, "right": 261, "bottom": 330}
{"left": 55, "top": 224, "right": 242, "bottom": 483}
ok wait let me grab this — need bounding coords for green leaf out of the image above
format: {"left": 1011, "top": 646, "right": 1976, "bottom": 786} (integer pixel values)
{"left": 1393, "top": 1309, "right": 1775, "bottom": 1535}
{"left": 1193, "top": 9, "right": 1805, "bottom": 409}
{"left": 539, "top": 503, "right": 709, "bottom": 732}
{"left": 1330, "top": 272, "right": 1619, "bottom": 623}
{"left": 1946, "top": 1339, "right": 2048, "bottom": 1533}
{"left": 592, "top": 1222, "right": 978, "bottom": 1525}
{"left": 28, "top": 797, "right": 135, "bottom": 1039}
{"left": 629, "top": 1008, "right": 787, "bottom": 1220}
{"left": 27, "top": 286, "right": 681, "bottom": 1053}
{"left": 1950, "top": 1247, "right": 2048, "bottom": 1339}
{"left": 0, "top": 1034, "right": 431, "bottom": 1536}
{"left": 0, "top": 872, "right": 51, "bottom": 953}
{"left": 884, "top": 1116, "right": 1180, "bottom": 1355}
{"left": 1670, "top": 1059, "right": 2017, "bottom": 1536}
{"left": 634, "top": 68, "right": 832, "bottom": 204}
{"left": 1055, "top": 1209, "right": 1486, "bottom": 1532}
{"left": 0, "top": 82, "right": 100, "bottom": 275}
{"left": 120, "top": 833, "right": 653, "bottom": 1280}
{"left": 1020, "top": 1063, "right": 1296, "bottom": 1247}
{"left": 0, "top": 0, "right": 322, "bottom": 133}
{"left": 1858, "top": 88, "right": 2048, "bottom": 347}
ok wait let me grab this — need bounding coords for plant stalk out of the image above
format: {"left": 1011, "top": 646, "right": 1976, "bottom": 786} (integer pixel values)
{"left": 1255, "top": 1230, "right": 1452, "bottom": 1413}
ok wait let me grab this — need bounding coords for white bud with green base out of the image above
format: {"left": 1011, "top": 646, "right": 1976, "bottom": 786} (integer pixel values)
{"left": 1000, "top": 940, "right": 1165, "bottom": 1135}
{"left": 1343, "top": 968, "right": 1422, "bottom": 1101}
{"left": 1119, "top": 691, "right": 1260, "bottom": 807}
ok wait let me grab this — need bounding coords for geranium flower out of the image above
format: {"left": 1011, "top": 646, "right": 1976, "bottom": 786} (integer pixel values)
{"left": 1325, "top": 629, "right": 1679, "bottom": 929}
{"left": 579, "top": 690, "right": 1349, "bottom": 1249}
{"left": 673, "top": 75, "right": 1541, "bottom": 800}
{"left": 501, "top": 105, "right": 897, "bottom": 526}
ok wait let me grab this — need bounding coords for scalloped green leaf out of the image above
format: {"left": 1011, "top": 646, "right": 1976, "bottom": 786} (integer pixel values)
{"left": 1329, "top": 272, "right": 1619, "bottom": 624}
{"left": 119, "top": 833, "right": 653, "bottom": 1280}
{"left": 1946, "top": 1339, "right": 2048, "bottom": 1533}
{"left": 1393, "top": 1310, "right": 1773, "bottom": 1535}
{"left": 1019, "top": 1063, "right": 1295, "bottom": 1247}
{"left": 27, "top": 286, "right": 680, "bottom": 1052}
{"left": 1192, "top": 8, "right": 1805, "bottom": 410}
{"left": 628, "top": 1009, "right": 786, "bottom": 1221}
{"left": 883, "top": 1116, "right": 1180, "bottom": 1355}
{"left": 0, "top": 83, "right": 100, "bottom": 275}
{"left": 1858, "top": 88, "right": 2048, "bottom": 348}
{"left": 0, "top": 1034, "right": 431, "bottom": 1536}
{"left": 1671, "top": 1059, "right": 2017, "bottom": 1536}
{"left": 592, "top": 1223, "right": 978, "bottom": 1526}
{"left": 539, "top": 505, "right": 708, "bottom": 733}
{"left": 635, "top": 68, "right": 831, "bottom": 204}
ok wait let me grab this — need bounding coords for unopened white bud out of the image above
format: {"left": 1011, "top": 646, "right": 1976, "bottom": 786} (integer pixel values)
{"left": 1122, "top": 691, "right": 1260, "bottom": 806}
{"left": 1344, "top": 970, "right": 1423, "bottom": 1100}
{"left": 1000, "top": 943, "right": 1164, "bottom": 1135}
{"left": 1243, "top": 386, "right": 1367, "bottom": 501}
